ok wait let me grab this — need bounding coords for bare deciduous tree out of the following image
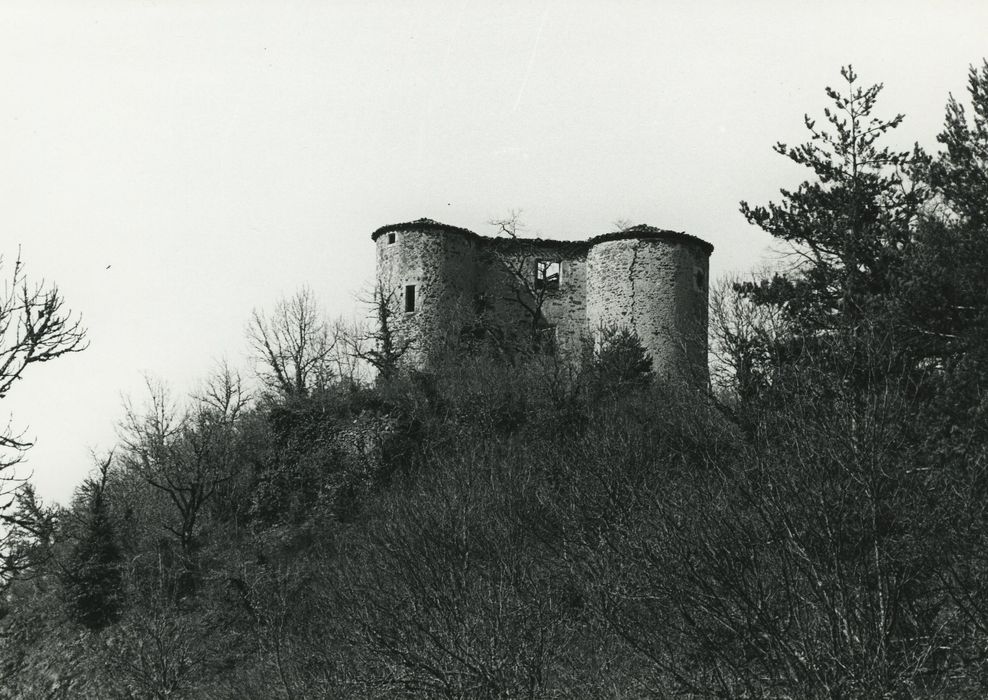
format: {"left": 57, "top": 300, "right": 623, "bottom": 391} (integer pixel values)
{"left": 102, "top": 603, "right": 220, "bottom": 698}
{"left": 119, "top": 367, "right": 248, "bottom": 593}
{"left": 709, "top": 273, "right": 788, "bottom": 406}
{"left": 489, "top": 211, "right": 556, "bottom": 350}
{"left": 328, "top": 316, "right": 369, "bottom": 388}
{"left": 0, "top": 252, "right": 86, "bottom": 585}
{"left": 345, "top": 281, "right": 414, "bottom": 382}
{"left": 248, "top": 287, "right": 335, "bottom": 397}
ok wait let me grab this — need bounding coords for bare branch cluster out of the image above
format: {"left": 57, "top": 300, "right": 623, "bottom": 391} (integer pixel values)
{"left": 488, "top": 211, "right": 553, "bottom": 347}
{"left": 708, "top": 273, "right": 790, "bottom": 403}
{"left": 247, "top": 286, "right": 336, "bottom": 398}
{"left": 345, "top": 281, "right": 414, "bottom": 381}
{"left": 0, "top": 253, "right": 87, "bottom": 455}
{"left": 0, "top": 252, "right": 86, "bottom": 585}
{"left": 118, "top": 367, "right": 248, "bottom": 562}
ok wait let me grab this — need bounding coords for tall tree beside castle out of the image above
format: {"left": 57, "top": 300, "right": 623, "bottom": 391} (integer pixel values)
{"left": 738, "top": 65, "right": 924, "bottom": 341}
{"left": 900, "top": 61, "right": 988, "bottom": 384}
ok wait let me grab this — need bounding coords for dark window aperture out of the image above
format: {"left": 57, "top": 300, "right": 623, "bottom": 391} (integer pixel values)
{"left": 535, "top": 260, "right": 561, "bottom": 290}
{"left": 387, "top": 232, "right": 396, "bottom": 244}
{"left": 404, "top": 284, "right": 416, "bottom": 312}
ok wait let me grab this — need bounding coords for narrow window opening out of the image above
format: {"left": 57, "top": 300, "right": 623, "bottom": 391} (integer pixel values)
{"left": 387, "top": 232, "right": 396, "bottom": 244}
{"left": 404, "top": 284, "right": 416, "bottom": 313}
{"left": 694, "top": 269, "right": 705, "bottom": 291}
{"left": 535, "top": 260, "right": 561, "bottom": 290}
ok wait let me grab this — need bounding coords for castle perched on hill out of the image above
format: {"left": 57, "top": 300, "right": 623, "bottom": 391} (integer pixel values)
{"left": 372, "top": 218, "right": 713, "bottom": 382}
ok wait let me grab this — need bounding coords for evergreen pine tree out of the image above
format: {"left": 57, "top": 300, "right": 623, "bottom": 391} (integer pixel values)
{"left": 63, "top": 455, "right": 124, "bottom": 630}
{"left": 901, "top": 60, "right": 988, "bottom": 376}
{"left": 738, "top": 66, "right": 924, "bottom": 337}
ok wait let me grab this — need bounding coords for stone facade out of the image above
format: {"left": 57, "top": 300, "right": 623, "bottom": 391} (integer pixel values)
{"left": 373, "top": 218, "right": 713, "bottom": 382}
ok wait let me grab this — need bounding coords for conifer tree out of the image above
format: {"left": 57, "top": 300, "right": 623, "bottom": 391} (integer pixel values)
{"left": 895, "top": 61, "right": 988, "bottom": 660}
{"left": 929, "top": 60, "right": 988, "bottom": 226}
{"left": 739, "top": 66, "right": 923, "bottom": 337}
{"left": 63, "top": 454, "right": 124, "bottom": 630}
{"left": 587, "top": 326, "right": 654, "bottom": 396}
{"left": 900, "top": 61, "right": 988, "bottom": 376}
{"left": 0, "top": 484, "right": 56, "bottom": 587}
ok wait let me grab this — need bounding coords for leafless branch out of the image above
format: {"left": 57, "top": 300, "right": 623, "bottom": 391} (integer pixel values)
{"left": 247, "top": 286, "right": 335, "bottom": 397}
{"left": 346, "top": 281, "right": 414, "bottom": 381}
{"left": 0, "top": 251, "right": 87, "bottom": 582}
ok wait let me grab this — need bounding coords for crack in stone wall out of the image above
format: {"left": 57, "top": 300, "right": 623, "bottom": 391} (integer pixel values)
{"left": 628, "top": 239, "right": 640, "bottom": 335}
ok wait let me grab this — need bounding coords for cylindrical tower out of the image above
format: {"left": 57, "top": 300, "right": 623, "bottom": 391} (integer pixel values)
{"left": 586, "top": 226, "right": 712, "bottom": 383}
{"left": 372, "top": 218, "right": 480, "bottom": 367}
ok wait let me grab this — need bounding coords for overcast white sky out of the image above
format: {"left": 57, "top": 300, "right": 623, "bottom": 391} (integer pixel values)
{"left": 3, "top": 0, "right": 987, "bottom": 504}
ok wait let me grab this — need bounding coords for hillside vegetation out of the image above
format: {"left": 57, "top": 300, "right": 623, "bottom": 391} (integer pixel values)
{"left": 2, "top": 65, "right": 988, "bottom": 698}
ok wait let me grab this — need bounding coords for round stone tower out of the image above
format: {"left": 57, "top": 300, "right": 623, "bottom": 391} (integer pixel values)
{"left": 586, "top": 226, "right": 712, "bottom": 382}
{"left": 372, "top": 218, "right": 480, "bottom": 365}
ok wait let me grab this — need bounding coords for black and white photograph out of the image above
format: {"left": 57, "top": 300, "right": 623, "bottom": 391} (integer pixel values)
{"left": 2, "top": 1, "right": 988, "bottom": 697}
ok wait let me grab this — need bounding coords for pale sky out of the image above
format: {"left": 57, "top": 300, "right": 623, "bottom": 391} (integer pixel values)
{"left": 3, "top": 0, "right": 986, "bottom": 504}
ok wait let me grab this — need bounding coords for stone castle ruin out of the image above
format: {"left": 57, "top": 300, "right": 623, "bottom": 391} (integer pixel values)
{"left": 373, "top": 218, "right": 714, "bottom": 381}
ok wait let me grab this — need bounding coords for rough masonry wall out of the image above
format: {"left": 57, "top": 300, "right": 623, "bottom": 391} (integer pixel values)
{"left": 538, "top": 249, "right": 588, "bottom": 360}
{"left": 587, "top": 239, "right": 708, "bottom": 382}
{"left": 477, "top": 242, "right": 589, "bottom": 361}
{"left": 376, "top": 228, "right": 479, "bottom": 366}
{"left": 374, "top": 221, "right": 711, "bottom": 381}
{"left": 472, "top": 246, "right": 532, "bottom": 344}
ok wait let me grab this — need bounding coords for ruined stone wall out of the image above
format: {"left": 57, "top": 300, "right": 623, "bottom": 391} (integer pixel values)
{"left": 587, "top": 238, "right": 709, "bottom": 382}
{"left": 374, "top": 219, "right": 712, "bottom": 382}
{"left": 541, "top": 250, "right": 589, "bottom": 360}
{"left": 477, "top": 241, "right": 589, "bottom": 361}
{"left": 471, "top": 245, "right": 531, "bottom": 346}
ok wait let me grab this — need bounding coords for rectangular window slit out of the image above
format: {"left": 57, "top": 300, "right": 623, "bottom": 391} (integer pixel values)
{"left": 387, "top": 232, "right": 396, "bottom": 244}
{"left": 404, "top": 284, "right": 416, "bottom": 313}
